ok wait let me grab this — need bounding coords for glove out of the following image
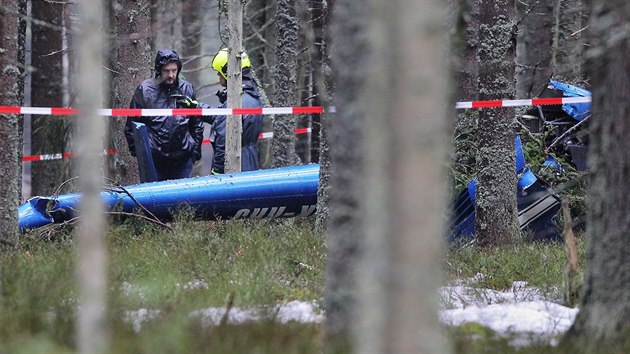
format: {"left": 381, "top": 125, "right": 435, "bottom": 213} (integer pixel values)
{"left": 216, "top": 89, "right": 227, "bottom": 104}
{"left": 172, "top": 94, "right": 199, "bottom": 108}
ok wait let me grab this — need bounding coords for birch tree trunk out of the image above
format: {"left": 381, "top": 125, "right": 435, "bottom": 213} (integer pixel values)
{"left": 271, "top": 0, "right": 301, "bottom": 167}
{"left": 355, "top": 0, "right": 451, "bottom": 352}
{"left": 0, "top": 0, "right": 26, "bottom": 246}
{"left": 323, "top": 0, "right": 366, "bottom": 350}
{"left": 225, "top": 0, "right": 243, "bottom": 174}
{"left": 109, "top": 0, "right": 151, "bottom": 185}
{"left": 562, "top": 1, "right": 630, "bottom": 351}
{"left": 76, "top": 0, "right": 109, "bottom": 352}
{"left": 31, "top": 0, "right": 69, "bottom": 196}
{"left": 474, "top": 0, "right": 519, "bottom": 247}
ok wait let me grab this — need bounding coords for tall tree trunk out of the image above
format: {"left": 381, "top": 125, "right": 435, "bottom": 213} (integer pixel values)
{"left": 76, "top": 1, "right": 109, "bottom": 352}
{"left": 271, "top": 0, "right": 301, "bottom": 167}
{"left": 181, "top": 0, "right": 202, "bottom": 89}
{"left": 516, "top": 0, "right": 555, "bottom": 98}
{"left": 109, "top": 0, "right": 151, "bottom": 185}
{"left": 150, "top": 0, "right": 183, "bottom": 53}
{"left": 181, "top": 0, "right": 202, "bottom": 176}
{"left": 451, "top": 0, "right": 480, "bottom": 191}
{"left": 243, "top": 0, "right": 276, "bottom": 169}
{"left": 0, "top": 0, "right": 26, "bottom": 246}
{"left": 225, "top": 0, "right": 243, "bottom": 173}
{"left": 474, "top": 0, "right": 520, "bottom": 247}
{"left": 562, "top": 1, "right": 630, "bottom": 351}
{"left": 294, "top": 0, "right": 312, "bottom": 163}
{"left": 551, "top": 0, "right": 587, "bottom": 80}
{"left": 454, "top": 0, "right": 480, "bottom": 101}
{"left": 308, "top": 0, "right": 326, "bottom": 164}
{"left": 31, "top": 0, "right": 69, "bottom": 196}
{"left": 243, "top": 0, "right": 276, "bottom": 95}
{"left": 355, "top": 1, "right": 451, "bottom": 352}
{"left": 314, "top": 0, "right": 334, "bottom": 231}
{"left": 323, "top": 0, "right": 365, "bottom": 350}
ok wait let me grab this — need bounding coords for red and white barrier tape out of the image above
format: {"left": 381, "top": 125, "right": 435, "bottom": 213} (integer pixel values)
{"left": 0, "top": 106, "right": 325, "bottom": 116}
{"left": 0, "top": 96, "right": 593, "bottom": 117}
{"left": 22, "top": 149, "right": 118, "bottom": 162}
{"left": 455, "top": 96, "right": 591, "bottom": 109}
{"left": 21, "top": 128, "right": 312, "bottom": 162}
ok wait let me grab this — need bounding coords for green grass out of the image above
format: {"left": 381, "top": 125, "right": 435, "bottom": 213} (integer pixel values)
{"left": 445, "top": 238, "right": 585, "bottom": 291}
{"left": 0, "top": 213, "right": 586, "bottom": 353}
{"left": 1, "top": 215, "right": 326, "bottom": 353}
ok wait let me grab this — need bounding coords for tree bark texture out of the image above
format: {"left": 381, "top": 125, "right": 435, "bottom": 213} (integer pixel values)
{"left": 454, "top": 0, "right": 479, "bottom": 101}
{"left": 271, "top": 0, "right": 301, "bottom": 168}
{"left": 76, "top": 2, "right": 109, "bottom": 352}
{"left": 313, "top": 0, "right": 334, "bottom": 232}
{"left": 0, "top": 0, "right": 25, "bottom": 246}
{"left": 551, "top": 0, "right": 587, "bottom": 81}
{"left": 243, "top": 0, "right": 275, "bottom": 169}
{"left": 323, "top": 0, "right": 366, "bottom": 350}
{"left": 451, "top": 0, "right": 479, "bottom": 193}
{"left": 109, "top": 0, "right": 151, "bottom": 185}
{"left": 225, "top": 0, "right": 243, "bottom": 174}
{"left": 150, "top": 0, "right": 182, "bottom": 53}
{"left": 474, "top": 0, "right": 520, "bottom": 247}
{"left": 181, "top": 0, "right": 202, "bottom": 89}
{"left": 31, "top": 0, "right": 70, "bottom": 196}
{"left": 355, "top": 1, "right": 452, "bottom": 352}
{"left": 516, "top": 0, "right": 555, "bottom": 98}
{"left": 563, "top": 2, "right": 630, "bottom": 351}
{"left": 243, "top": 0, "right": 276, "bottom": 97}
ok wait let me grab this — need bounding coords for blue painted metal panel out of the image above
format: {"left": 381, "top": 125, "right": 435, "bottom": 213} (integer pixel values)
{"left": 19, "top": 164, "right": 319, "bottom": 232}
{"left": 449, "top": 134, "right": 561, "bottom": 241}
{"left": 549, "top": 80, "right": 592, "bottom": 121}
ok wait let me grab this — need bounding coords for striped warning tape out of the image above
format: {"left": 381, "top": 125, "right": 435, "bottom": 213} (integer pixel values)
{"left": 0, "top": 96, "right": 593, "bottom": 117}
{"left": 0, "top": 106, "right": 325, "bottom": 116}
{"left": 21, "top": 128, "right": 312, "bottom": 162}
{"left": 455, "top": 96, "right": 591, "bottom": 109}
{"left": 22, "top": 149, "right": 117, "bottom": 162}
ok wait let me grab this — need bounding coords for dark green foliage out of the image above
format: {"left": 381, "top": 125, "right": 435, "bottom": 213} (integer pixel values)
{"left": 451, "top": 110, "right": 479, "bottom": 193}
{"left": 519, "top": 126, "right": 589, "bottom": 226}
{"left": 450, "top": 116, "right": 589, "bottom": 230}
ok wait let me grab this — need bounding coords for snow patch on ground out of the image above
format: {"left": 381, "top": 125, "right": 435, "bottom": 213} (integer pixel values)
{"left": 190, "top": 300, "right": 324, "bottom": 327}
{"left": 124, "top": 301, "right": 323, "bottom": 333}
{"left": 123, "top": 276, "right": 579, "bottom": 346}
{"left": 439, "top": 278, "right": 578, "bottom": 346}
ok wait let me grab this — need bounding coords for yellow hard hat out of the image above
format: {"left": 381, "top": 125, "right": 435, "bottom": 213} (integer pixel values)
{"left": 211, "top": 48, "right": 252, "bottom": 80}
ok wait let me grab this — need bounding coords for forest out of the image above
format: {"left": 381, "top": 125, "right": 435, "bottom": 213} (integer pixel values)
{"left": 1, "top": 0, "right": 630, "bottom": 353}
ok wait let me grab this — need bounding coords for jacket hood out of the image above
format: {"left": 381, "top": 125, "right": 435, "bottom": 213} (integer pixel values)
{"left": 154, "top": 49, "right": 183, "bottom": 79}
{"left": 242, "top": 68, "right": 260, "bottom": 99}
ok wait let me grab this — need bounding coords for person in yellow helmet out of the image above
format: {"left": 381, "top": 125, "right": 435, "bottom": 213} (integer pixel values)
{"left": 202, "top": 48, "right": 263, "bottom": 174}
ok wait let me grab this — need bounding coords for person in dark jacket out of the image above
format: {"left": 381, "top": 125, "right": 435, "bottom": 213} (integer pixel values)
{"left": 124, "top": 49, "right": 204, "bottom": 181}
{"left": 202, "top": 48, "right": 264, "bottom": 174}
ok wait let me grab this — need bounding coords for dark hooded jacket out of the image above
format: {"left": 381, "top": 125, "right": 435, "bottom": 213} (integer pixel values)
{"left": 125, "top": 49, "right": 204, "bottom": 163}
{"left": 203, "top": 68, "right": 263, "bottom": 174}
